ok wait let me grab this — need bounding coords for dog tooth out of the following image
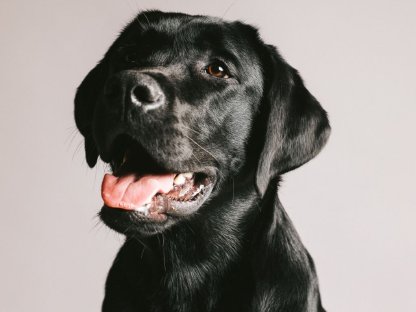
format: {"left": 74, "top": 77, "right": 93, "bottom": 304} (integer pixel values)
{"left": 191, "top": 185, "right": 204, "bottom": 197}
{"left": 121, "top": 151, "right": 128, "bottom": 166}
{"left": 105, "top": 164, "right": 112, "bottom": 173}
{"left": 183, "top": 172, "right": 194, "bottom": 179}
{"left": 135, "top": 203, "right": 151, "bottom": 215}
{"left": 179, "top": 184, "right": 192, "bottom": 197}
{"left": 173, "top": 174, "right": 186, "bottom": 186}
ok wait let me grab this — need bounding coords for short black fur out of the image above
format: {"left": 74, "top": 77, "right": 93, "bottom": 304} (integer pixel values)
{"left": 75, "top": 11, "right": 330, "bottom": 312}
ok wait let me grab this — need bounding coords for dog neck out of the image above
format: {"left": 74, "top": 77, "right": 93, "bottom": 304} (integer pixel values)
{"left": 103, "top": 178, "right": 322, "bottom": 311}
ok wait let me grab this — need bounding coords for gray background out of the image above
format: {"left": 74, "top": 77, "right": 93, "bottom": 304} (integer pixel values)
{"left": 1, "top": 0, "right": 415, "bottom": 311}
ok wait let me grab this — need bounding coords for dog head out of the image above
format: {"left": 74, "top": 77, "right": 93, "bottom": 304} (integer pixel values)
{"left": 75, "top": 11, "right": 330, "bottom": 236}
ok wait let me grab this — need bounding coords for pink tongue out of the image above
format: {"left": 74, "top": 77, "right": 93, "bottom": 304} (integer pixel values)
{"left": 101, "top": 173, "right": 176, "bottom": 210}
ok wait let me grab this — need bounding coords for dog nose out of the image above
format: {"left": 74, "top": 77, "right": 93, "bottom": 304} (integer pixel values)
{"left": 130, "top": 76, "right": 165, "bottom": 111}
{"left": 104, "top": 71, "right": 166, "bottom": 113}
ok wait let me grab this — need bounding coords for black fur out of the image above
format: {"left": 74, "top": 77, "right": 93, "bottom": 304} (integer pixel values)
{"left": 75, "top": 11, "right": 330, "bottom": 312}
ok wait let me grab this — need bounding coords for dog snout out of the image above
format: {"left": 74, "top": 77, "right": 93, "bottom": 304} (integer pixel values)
{"left": 104, "top": 71, "right": 165, "bottom": 112}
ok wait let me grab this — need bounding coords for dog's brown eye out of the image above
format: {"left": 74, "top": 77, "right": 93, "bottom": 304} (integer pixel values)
{"left": 124, "top": 51, "right": 140, "bottom": 64}
{"left": 206, "top": 62, "right": 230, "bottom": 79}
{"left": 116, "top": 45, "right": 140, "bottom": 65}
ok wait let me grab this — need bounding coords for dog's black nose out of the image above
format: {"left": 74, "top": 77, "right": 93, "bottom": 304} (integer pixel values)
{"left": 130, "top": 75, "right": 165, "bottom": 111}
{"left": 104, "top": 71, "right": 165, "bottom": 113}
{"left": 132, "top": 85, "right": 156, "bottom": 103}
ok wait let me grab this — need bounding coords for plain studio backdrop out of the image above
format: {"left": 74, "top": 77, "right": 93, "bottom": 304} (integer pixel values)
{"left": 1, "top": 0, "right": 415, "bottom": 311}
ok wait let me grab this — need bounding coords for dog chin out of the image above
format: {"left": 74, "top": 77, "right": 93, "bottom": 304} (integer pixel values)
{"left": 99, "top": 206, "right": 179, "bottom": 236}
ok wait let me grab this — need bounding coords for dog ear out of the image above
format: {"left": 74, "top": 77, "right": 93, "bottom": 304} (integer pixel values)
{"left": 74, "top": 60, "right": 107, "bottom": 168}
{"left": 255, "top": 45, "right": 330, "bottom": 196}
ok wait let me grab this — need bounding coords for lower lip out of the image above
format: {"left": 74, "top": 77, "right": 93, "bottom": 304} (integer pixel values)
{"left": 164, "top": 181, "right": 214, "bottom": 217}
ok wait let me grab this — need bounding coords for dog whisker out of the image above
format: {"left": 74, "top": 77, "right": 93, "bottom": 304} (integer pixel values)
{"left": 183, "top": 133, "right": 220, "bottom": 164}
{"left": 232, "top": 178, "right": 235, "bottom": 206}
{"left": 181, "top": 125, "right": 221, "bottom": 164}
{"left": 141, "top": 11, "right": 151, "bottom": 27}
{"left": 190, "top": 152, "right": 202, "bottom": 165}
{"left": 222, "top": 1, "right": 236, "bottom": 18}
{"left": 180, "top": 124, "right": 204, "bottom": 136}
{"left": 65, "top": 126, "right": 79, "bottom": 147}
{"left": 72, "top": 140, "right": 83, "bottom": 161}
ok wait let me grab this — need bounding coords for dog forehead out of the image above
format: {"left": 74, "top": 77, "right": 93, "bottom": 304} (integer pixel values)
{"left": 117, "top": 12, "right": 258, "bottom": 63}
{"left": 130, "top": 12, "right": 228, "bottom": 40}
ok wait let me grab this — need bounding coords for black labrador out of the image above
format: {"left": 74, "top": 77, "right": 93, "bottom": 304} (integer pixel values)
{"left": 75, "top": 11, "right": 330, "bottom": 312}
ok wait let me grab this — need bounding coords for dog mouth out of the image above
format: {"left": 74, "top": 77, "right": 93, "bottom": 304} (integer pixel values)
{"left": 100, "top": 135, "right": 215, "bottom": 221}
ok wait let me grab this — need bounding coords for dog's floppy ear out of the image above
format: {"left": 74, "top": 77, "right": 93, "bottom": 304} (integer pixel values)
{"left": 74, "top": 60, "right": 107, "bottom": 168}
{"left": 255, "top": 45, "right": 330, "bottom": 196}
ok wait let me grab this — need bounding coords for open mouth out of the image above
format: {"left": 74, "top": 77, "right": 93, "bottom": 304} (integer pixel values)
{"left": 101, "top": 136, "right": 215, "bottom": 220}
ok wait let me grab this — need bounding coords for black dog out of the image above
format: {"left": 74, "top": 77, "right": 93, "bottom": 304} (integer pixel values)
{"left": 75, "top": 11, "right": 330, "bottom": 312}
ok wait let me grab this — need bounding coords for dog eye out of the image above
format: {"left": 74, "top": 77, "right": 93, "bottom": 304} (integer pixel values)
{"left": 123, "top": 51, "right": 141, "bottom": 64}
{"left": 205, "top": 62, "right": 231, "bottom": 79}
{"left": 116, "top": 46, "right": 140, "bottom": 65}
